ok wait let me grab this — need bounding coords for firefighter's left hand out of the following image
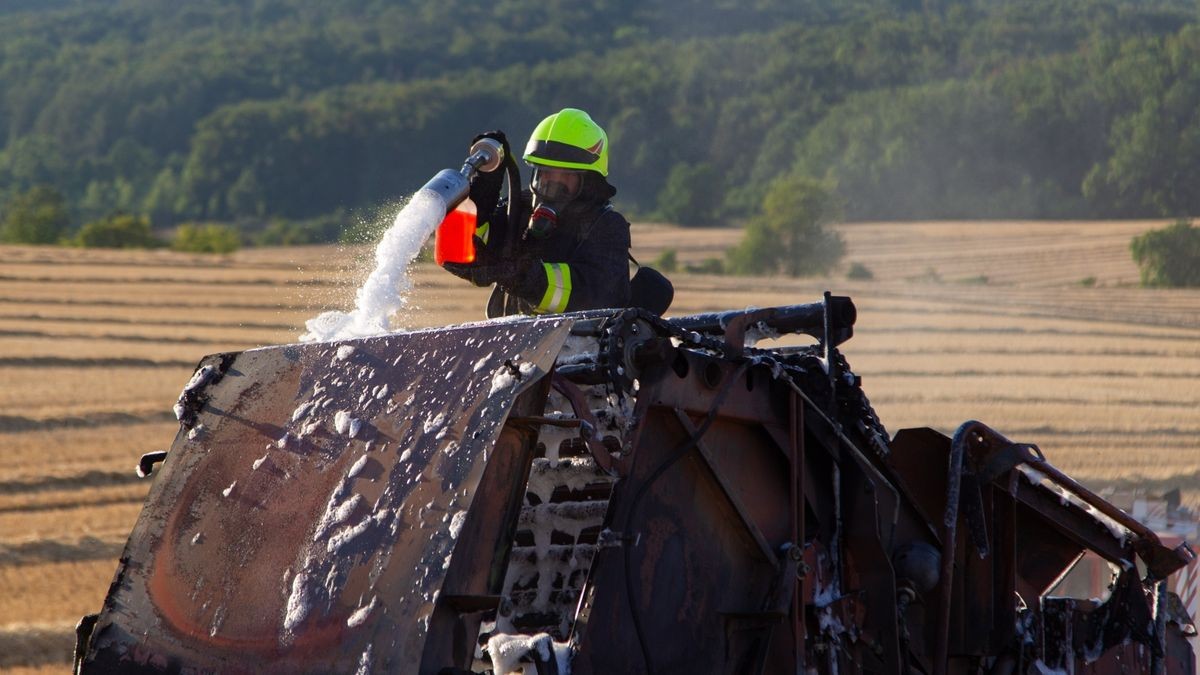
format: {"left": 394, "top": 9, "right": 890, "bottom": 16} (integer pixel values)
{"left": 467, "top": 130, "right": 511, "bottom": 216}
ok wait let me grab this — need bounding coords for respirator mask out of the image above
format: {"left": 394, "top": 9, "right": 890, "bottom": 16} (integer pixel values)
{"left": 527, "top": 166, "right": 584, "bottom": 239}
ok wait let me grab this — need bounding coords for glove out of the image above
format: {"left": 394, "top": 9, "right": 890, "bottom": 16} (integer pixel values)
{"left": 442, "top": 239, "right": 530, "bottom": 288}
{"left": 467, "top": 130, "right": 512, "bottom": 217}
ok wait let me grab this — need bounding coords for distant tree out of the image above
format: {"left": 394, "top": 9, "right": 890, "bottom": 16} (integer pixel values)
{"left": 727, "top": 175, "right": 844, "bottom": 277}
{"left": 791, "top": 80, "right": 1074, "bottom": 220}
{"left": 76, "top": 213, "right": 159, "bottom": 249}
{"left": 846, "top": 261, "right": 874, "bottom": 280}
{"left": 1082, "top": 27, "right": 1200, "bottom": 217}
{"left": 655, "top": 162, "right": 723, "bottom": 226}
{"left": 1130, "top": 220, "right": 1200, "bottom": 287}
{"left": 686, "top": 257, "right": 725, "bottom": 275}
{"left": 2, "top": 0, "right": 1199, "bottom": 226}
{"left": 255, "top": 215, "right": 343, "bottom": 245}
{"left": 0, "top": 136, "right": 71, "bottom": 191}
{"left": 227, "top": 168, "right": 267, "bottom": 218}
{"left": 142, "top": 164, "right": 185, "bottom": 226}
{"left": 172, "top": 223, "right": 241, "bottom": 254}
{"left": 79, "top": 180, "right": 118, "bottom": 222}
{"left": 651, "top": 248, "right": 678, "bottom": 273}
{"left": 1, "top": 185, "right": 71, "bottom": 244}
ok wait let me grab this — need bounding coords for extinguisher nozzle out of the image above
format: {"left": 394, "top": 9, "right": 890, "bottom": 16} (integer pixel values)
{"left": 465, "top": 138, "right": 505, "bottom": 175}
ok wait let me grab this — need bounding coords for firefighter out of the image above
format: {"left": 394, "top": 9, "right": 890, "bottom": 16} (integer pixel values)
{"left": 441, "top": 108, "right": 633, "bottom": 316}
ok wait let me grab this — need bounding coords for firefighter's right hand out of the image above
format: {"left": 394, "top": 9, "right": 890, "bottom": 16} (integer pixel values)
{"left": 442, "top": 240, "right": 523, "bottom": 288}
{"left": 468, "top": 130, "right": 510, "bottom": 216}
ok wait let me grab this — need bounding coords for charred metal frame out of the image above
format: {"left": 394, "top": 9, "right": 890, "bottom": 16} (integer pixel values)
{"left": 75, "top": 300, "right": 1197, "bottom": 675}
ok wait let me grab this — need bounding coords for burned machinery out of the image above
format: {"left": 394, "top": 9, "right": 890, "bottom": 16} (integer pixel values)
{"left": 75, "top": 296, "right": 1196, "bottom": 673}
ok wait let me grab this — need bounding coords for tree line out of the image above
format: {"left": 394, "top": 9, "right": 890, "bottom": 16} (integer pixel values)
{"left": 1, "top": 0, "right": 1199, "bottom": 245}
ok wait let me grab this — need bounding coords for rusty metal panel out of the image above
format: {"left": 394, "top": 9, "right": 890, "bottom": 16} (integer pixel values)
{"left": 81, "top": 317, "right": 572, "bottom": 674}
{"left": 572, "top": 362, "right": 791, "bottom": 674}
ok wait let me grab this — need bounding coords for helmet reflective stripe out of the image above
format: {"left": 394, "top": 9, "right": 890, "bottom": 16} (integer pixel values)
{"left": 535, "top": 262, "right": 572, "bottom": 313}
{"left": 526, "top": 140, "right": 601, "bottom": 166}
{"left": 524, "top": 108, "right": 609, "bottom": 177}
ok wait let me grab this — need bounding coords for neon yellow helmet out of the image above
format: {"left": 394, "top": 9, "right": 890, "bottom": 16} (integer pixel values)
{"left": 523, "top": 108, "right": 609, "bottom": 177}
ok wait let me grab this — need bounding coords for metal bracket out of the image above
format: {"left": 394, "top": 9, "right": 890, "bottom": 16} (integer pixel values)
{"left": 551, "top": 372, "right": 627, "bottom": 476}
{"left": 136, "top": 450, "right": 168, "bottom": 478}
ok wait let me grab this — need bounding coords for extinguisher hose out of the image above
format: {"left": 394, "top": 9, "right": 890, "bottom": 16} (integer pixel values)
{"left": 502, "top": 152, "right": 522, "bottom": 258}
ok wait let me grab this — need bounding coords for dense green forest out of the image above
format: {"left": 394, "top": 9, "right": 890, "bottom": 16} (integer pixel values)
{"left": 1, "top": 0, "right": 1199, "bottom": 241}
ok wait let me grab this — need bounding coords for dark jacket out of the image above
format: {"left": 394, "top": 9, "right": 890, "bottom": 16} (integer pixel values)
{"left": 477, "top": 181, "right": 631, "bottom": 317}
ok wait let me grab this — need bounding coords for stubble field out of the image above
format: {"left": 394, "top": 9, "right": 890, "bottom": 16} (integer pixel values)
{"left": 1, "top": 219, "right": 1198, "bottom": 671}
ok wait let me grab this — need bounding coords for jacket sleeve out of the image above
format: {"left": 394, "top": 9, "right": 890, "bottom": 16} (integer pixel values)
{"left": 506, "top": 209, "right": 631, "bottom": 313}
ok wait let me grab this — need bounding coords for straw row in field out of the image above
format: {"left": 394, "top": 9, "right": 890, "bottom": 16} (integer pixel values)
{"left": 0, "top": 534, "right": 126, "bottom": 567}
{"left": 0, "top": 337, "right": 256, "bottom": 363}
{"left": 0, "top": 281, "right": 327, "bottom": 309}
{"left": 0, "top": 317, "right": 291, "bottom": 343}
{"left": 0, "top": 498, "right": 145, "bottom": 545}
{"left": 0, "top": 304, "right": 306, "bottom": 330}
{"left": 849, "top": 356, "right": 1199, "bottom": 380}
{"left": 0, "top": 366, "right": 190, "bottom": 416}
{"left": 869, "top": 390, "right": 1200, "bottom": 411}
{"left": 0, "top": 482, "right": 148, "bottom": 521}
{"left": 0, "top": 242, "right": 336, "bottom": 271}
{"left": 0, "top": 270, "right": 343, "bottom": 287}
{"left": 872, "top": 396, "right": 1199, "bottom": 433}
{"left": 836, "top": 221, "right": 1156, "bottom": 285}
{"left": 0, "top": 469, "right": 140, "bottom": 497}
{"left": 853, "top": 286, "right": 1200, "bottom": 330}
{"left": 0, "top": 561, "right": 126, "bottom": 666}
{"left": 0, "top": 620, "right": 76, "bottom": 670}
{"left": 0, "top": 422, "right": 179, "bottom": 481}
{"left": 0, "top": 293, "right": 324, "bottom": 313}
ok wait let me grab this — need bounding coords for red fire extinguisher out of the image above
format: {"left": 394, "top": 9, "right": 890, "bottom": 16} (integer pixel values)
{"left": 434, "top": 207, "right": 477, "bottom": 265}
{"left": 422, "top": 137, "right": 503, "bottom": 266}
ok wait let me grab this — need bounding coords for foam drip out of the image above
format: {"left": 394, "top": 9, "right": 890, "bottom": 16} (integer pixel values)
{"left": 301, "top": 188, "right": 448, "bottom": 342}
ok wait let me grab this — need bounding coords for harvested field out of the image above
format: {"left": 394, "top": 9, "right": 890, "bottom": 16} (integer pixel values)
{"left": 1, "top": 219, "right": 1197, "bottom": 670}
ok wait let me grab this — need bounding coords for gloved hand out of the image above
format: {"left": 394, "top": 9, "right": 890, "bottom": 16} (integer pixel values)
{"left": 467, "top": 130, "right": 511, "bottom": 217}
{"left": 442, "top": 239, "right": 530, "bottom": 288}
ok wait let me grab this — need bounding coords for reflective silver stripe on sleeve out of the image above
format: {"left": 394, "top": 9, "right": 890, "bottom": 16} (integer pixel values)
{"left": 535, "top": 262, "right": 572, "bottom": 313}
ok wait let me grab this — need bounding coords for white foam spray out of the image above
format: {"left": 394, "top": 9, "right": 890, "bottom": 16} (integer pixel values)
{"left": 301, "top": 188, "right": 448, "bottom": 342}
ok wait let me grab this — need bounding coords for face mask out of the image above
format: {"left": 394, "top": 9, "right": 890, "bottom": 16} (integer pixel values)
{"left": 527, "top": 167, "right": 582, "bottom": 239}
{"left": 530, "top": 167, "right": 583, "bottom": 202}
